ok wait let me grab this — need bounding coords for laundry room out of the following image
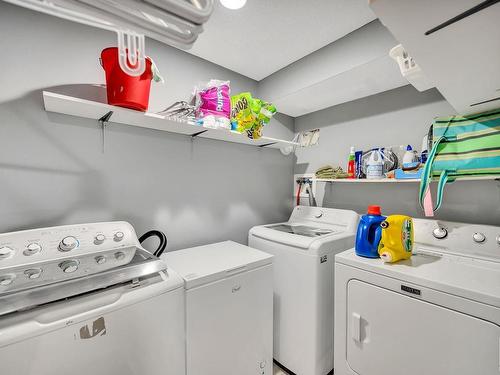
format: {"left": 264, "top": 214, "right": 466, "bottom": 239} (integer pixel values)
{"left": 0, "top": 1, "right": 498, "bottom": 375}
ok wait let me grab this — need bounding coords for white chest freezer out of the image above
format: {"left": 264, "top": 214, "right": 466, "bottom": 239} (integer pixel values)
{"left": 163, "top": 241, "right": 274, "bottom": 375}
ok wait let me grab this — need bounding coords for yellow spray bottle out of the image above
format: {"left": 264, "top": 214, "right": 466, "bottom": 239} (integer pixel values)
{"left": 378, "top": 215, "right": 414, "bottom": 263}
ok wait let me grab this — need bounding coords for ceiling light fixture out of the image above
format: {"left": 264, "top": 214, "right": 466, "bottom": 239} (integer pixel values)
{"left": 219, "top": 0, "right": 247, "bottom": 10}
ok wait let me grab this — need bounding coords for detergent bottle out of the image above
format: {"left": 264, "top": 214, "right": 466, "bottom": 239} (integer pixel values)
{"left": 366, "top": 149, "right": 384, "bottom": 179}
{"left": 355, "top": 205, "right": 386, "bottom": 258}
{"left": 378, "top": 215, "right": 414, "bottom": 263}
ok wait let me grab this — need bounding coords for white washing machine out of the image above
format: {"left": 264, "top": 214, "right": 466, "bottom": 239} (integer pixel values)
{"left": 334, "top": 218, "right": 500, "bottom": 375}
{"left": 249, "top": 206, "right": 359, "bottom": 375}
{"left": 0, "top": 222, "right": 186, "bottom": 375}
{"left": 163, "top": 240, "right": 274, "bottom": 375}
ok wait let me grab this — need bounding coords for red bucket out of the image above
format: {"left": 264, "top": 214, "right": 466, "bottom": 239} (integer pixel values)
{"left": 100, "top": 47, "right": 152, "bottom": 111}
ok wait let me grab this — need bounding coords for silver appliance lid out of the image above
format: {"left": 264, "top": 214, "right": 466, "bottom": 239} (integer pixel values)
{"left": 0, "top": 248, "right": 166, "bottom": 317}
{"left": 0, "top": 221, "right": 166, "bottom": 316}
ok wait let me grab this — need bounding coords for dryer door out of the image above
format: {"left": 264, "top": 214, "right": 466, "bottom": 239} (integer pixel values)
{"left": 346, "top": 280, "right": 500, "bottom": 375}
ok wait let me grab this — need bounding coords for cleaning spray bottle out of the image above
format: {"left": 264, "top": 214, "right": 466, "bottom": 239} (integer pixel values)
{"left": 347, "top": 146, "right": 355, "bottom": 179}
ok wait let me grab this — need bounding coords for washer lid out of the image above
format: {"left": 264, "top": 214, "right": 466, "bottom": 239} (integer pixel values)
{"left": 266, "top": 224, "right": 337, "bottom": 238}
{"left": 336, "top": 249, "right": 500, "bottom": 308}
{"left": 250, "top": 222, "right": 352, "bottom": 249}
{"left": 162, "top": 241, "right": 273, "bottom": 289}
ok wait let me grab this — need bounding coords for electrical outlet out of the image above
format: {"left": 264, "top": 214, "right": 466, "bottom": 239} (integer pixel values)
{"left": 293, "top": 174, "right": 316, "bottom": 199}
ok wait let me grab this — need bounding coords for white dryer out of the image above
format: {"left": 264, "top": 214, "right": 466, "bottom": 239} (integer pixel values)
{"left": 334, "top": 218, "right": 500, "bottom": 375}
{"left": 249, "top": 206, "right": 359, "bottom": 375}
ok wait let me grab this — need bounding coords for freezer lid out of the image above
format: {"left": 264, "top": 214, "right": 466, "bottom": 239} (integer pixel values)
{"left": 336, "top": 249, "right": 500, "bottom": 308}
{"left": 162, "top": 241, "right": 273, "bottom": 289}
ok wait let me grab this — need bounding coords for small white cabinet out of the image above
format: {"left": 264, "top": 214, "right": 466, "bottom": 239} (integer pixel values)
{"left": 370, "top": 0, "right": 500, "bottom": 114}
{"left": 186, "top": 265, "right": 273, "bottom": 375}
{"left": 163, "top": 241, "right": 274, "bottom": 375}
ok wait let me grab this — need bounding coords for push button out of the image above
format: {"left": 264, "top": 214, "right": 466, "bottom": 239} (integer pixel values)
{"left": 114, "top": 232, "right": 124, "bottom": 242}
{"left": 0, "top": 275, "right": 15, "bottom": 286}
{"left": 24, "top": 243, "right": 42, "bottom": 256}
{"left": 94, "top": 234, "right": 106, "bottom": 245}
{"left": 59, "top": 260, "right": 79, "bottom": 273}
{"left": 432, "top": 227, "right": 447, "bottom": 239}
{"left": 0, "top": 246, "right": 14, "bottom": 259}
{"left": 24, "top": 268, "right": 42, "bottom": 279}
{"left": 472, "top": 232, "right": 486, "bottom": 243}
{"left": 114, "top": 251, "right": 125, "bottom": 260}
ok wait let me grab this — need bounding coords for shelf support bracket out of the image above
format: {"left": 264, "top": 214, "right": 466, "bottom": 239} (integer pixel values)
{"left": 191, "top": 130, "right": 208, "bottom": 138}
{"left": 259, "top": 142, "right": 277, "bottom": 148}
{"left": 98, "top": 111, "right": 113, "bottom": 153}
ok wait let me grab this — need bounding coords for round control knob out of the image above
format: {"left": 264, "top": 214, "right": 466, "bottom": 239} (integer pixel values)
{"left": 0, "top": 274, "right": 15, "bottom": 286}
{"left": 24, "top": 243, "right": 42, "bottom": 256}
{"left": 24, "top": 268, "right": 42, "bottom": 279}
{"left": 59, "top": 236, "right": 78, "bottom": 252}
{"left": 114, "top": 251, "right": 126, "bottom": 260}
{"left": 472, "top": 232, "right": 486, "bottom": 243}
{"left": 59, "top": 260, "right": 79, "bottom": 273}
{"left": 0, "top": 246, "right": 14, "bottom": 259}
{"left": 95, "top": 255, "right": 106, "bottom": 264}
{"left": 497, "top": 235, "right": 500, "bottom": 245}
{"left": 94, "top": 234, "right": 106, "bottom": 245}
{"left": 314, "top": 211, "right": 323, "bottom": 219}
{"left": 432, "top": 227, "right": 448, "bottom": 239}
{"left": 113, "top": 232, "right": 124, "bottom": 242}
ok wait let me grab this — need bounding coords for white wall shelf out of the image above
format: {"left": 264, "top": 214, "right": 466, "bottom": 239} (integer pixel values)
{"left": 297, "top": 176, "right": 500, "bottom": 184}
{"left": 43, "top": 91, "right": 299, "bottom": 151}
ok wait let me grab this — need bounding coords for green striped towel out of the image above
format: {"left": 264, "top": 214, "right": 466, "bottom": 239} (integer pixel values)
{"left": 315, "top": 165, "right": 348, "bottom": 179}
{"left": 419, "top": 108, "right": 500, "bottom": 214}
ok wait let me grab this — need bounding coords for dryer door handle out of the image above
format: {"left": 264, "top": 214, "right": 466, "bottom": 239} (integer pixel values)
{"left": 351, "top": 312, "right": 362, "bottom": 343}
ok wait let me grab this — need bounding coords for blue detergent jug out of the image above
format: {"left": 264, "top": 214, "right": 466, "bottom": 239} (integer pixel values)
{"left": 355, "top": 205, "right": 386, "bottom": 258}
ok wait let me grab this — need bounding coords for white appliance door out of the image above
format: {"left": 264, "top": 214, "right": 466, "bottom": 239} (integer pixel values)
{"left": 0, "top": 281, "right": 185, "bottom": 375}
{"left": 346, "top": 280, "right": 500, "bottom": 375}
{"left": 249, "top": 234, "right": 336, "bottom": 375}
{"left": 186, "top": 264, "right": 273, "bottom": 375}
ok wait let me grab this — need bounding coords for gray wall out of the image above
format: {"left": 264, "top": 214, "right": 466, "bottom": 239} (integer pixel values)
{"left": 295, "top": 85, "right": 500, "bottom": 225}
{"left": 0, "top": 2, "right": 294, "bottom": 250}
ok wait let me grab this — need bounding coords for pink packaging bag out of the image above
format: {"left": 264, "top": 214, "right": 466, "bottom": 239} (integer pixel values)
{"left": 196, "top": 80, "right": 231, "bottom": 119}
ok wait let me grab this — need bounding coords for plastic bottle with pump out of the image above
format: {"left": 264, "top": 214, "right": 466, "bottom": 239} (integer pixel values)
{"left": 347, "top": 146, "right": 355, "bottom": 179}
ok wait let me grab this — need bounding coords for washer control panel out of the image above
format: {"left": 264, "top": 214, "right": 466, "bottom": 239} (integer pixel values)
{"left": 0, "top": 221, "right": 139, "bottom": 294}
{"left": 414, "top": 219, "right": 500, "bottom": 262}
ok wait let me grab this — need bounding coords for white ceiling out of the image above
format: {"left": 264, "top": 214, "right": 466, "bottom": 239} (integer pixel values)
{"left": 187, "top": 0, "right": 377, "bottom": 81}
